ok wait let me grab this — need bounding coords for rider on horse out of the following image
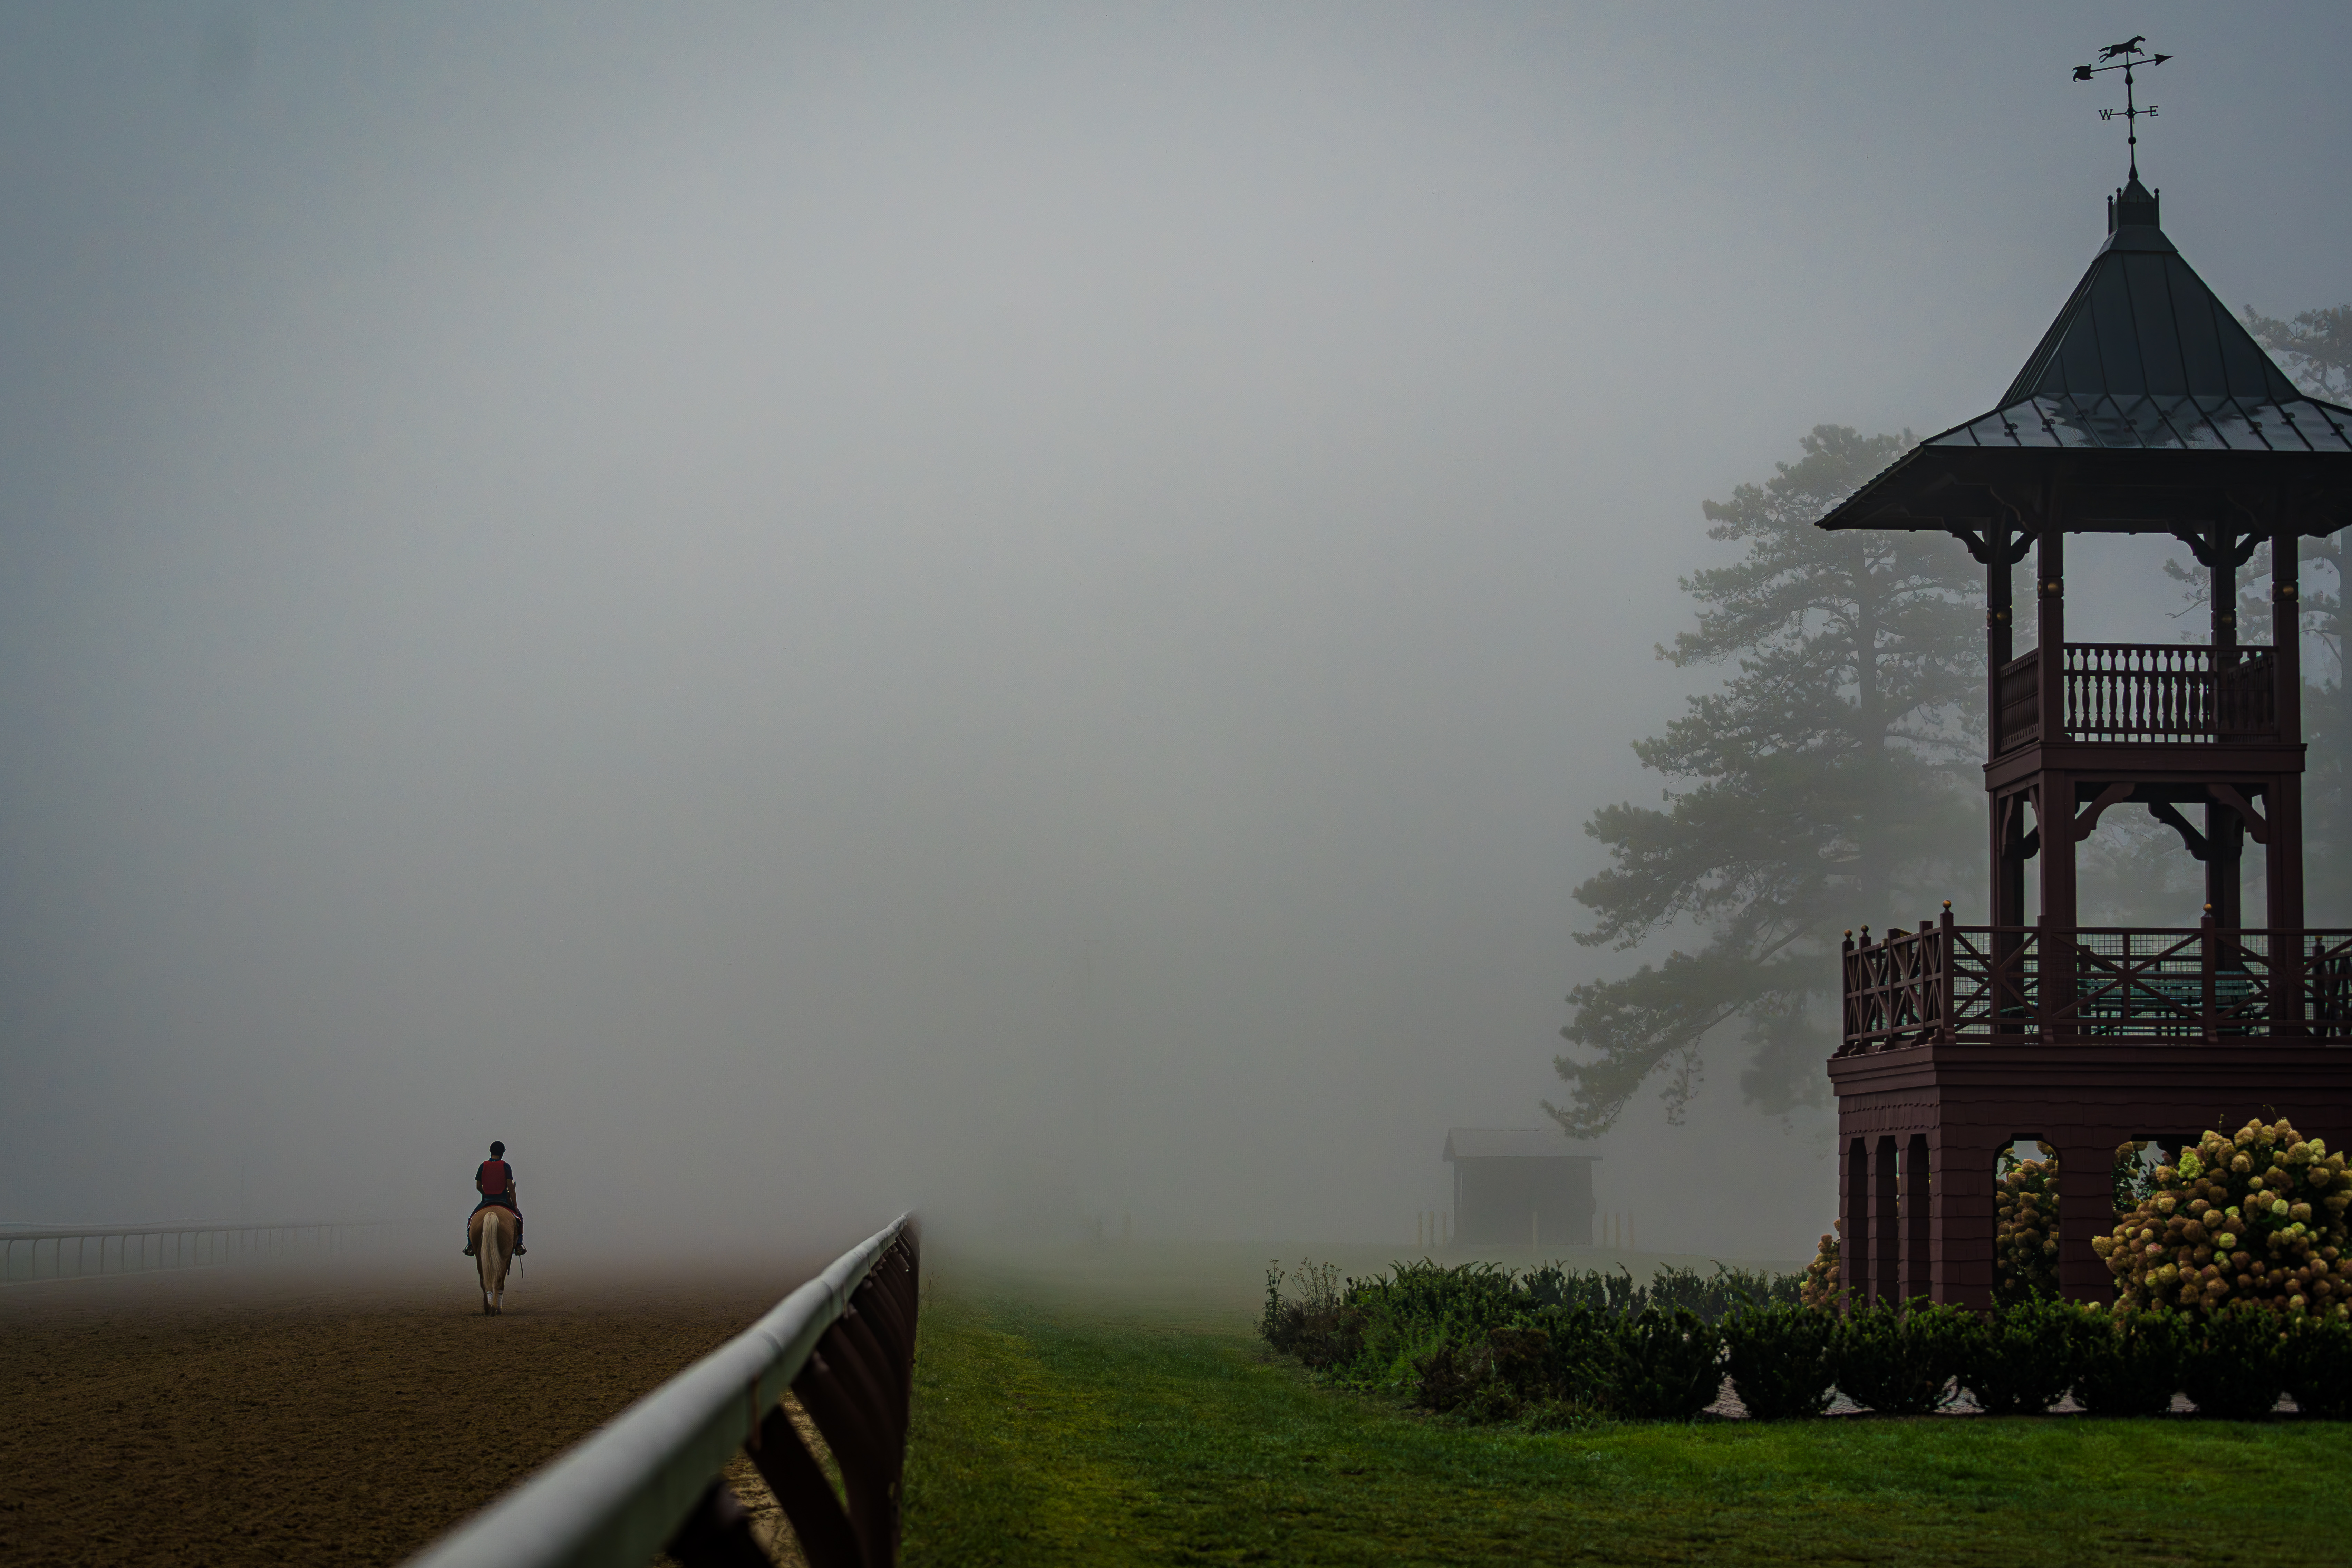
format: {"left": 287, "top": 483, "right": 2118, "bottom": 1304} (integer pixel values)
{"left": 462, "top": 1140, "right": 527, "bottom": 1256}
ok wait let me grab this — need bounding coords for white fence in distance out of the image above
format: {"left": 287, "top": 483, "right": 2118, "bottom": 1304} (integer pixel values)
{"left": 1, "top": 1221, "right": 377, "bottom": 1285}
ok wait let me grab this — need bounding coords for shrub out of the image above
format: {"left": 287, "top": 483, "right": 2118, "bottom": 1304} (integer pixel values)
{"left": 1643, "top": 1263, "right": 1798, "bottom": 1320}
{"left": 2098, "top": 1118, "right": 2352, "bottom": 1319}
{"left": 1722, "top": 1303, "right": 1837, "bottom": 1420}
{"left": 2071, "top": 1304, "right": 2185, "bottom": 1416}
{"left": 1607, "top": 1307, "right": 1725, "bottom": 1421}
{"left": 1412, "top": 1306, "right": 1716, "bottom": 1423}
{"left": 1344, "top": 1260, "right": 1532, "bottom": 1388}
{"left": 1958, "top": 1295, "right": 2080, "bottom": 1415}
{"left": 1799, "top": 1227, "right": 1840, "bottom": 1311}
{"left": 1508, "top": 1260, "right": 1795, "bottom": 1323}
{"left": 1259, "top": 1260, "right": 1363, "bottom": 1371}
{"left": 1412, "top": 1339, "right": 1484, "bottom": 1413}
{"left": 1452, "top": 1323, "right": 1552, "bottom": 1423}
{"left": 2279, "top": 1311, "right": 2352, "bottom": 1419}
{"left": 1993, "top": 1144, "right": 2061, "bottom": 1307}
{"left": 1533, "top": 1305, "right": 1622, "bottom": 1409}
{"left": 2179, "top": 1300, "right": 2284, "bottom": 1419}
{"left": 1833, "top": 1300, "right": 1970, "bottom": 1415}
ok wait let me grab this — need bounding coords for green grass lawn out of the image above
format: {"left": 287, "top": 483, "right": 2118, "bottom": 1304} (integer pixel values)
{"left": 901, "top": 1253, "right": 2352, "bottom": 1565}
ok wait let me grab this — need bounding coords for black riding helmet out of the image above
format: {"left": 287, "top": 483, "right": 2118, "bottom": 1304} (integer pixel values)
{"left": 490, "top": 1140, "right": 506, "bottom": 1157}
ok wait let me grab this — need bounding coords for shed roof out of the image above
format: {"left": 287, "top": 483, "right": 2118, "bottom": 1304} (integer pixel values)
{"left": 1443, "top": 1128, "right": 1599, "bottom": 1161}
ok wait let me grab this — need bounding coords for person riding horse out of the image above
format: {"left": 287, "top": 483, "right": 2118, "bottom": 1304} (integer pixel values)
{"left": 462, "top": 1140, "right": 527, "bottom": 1256}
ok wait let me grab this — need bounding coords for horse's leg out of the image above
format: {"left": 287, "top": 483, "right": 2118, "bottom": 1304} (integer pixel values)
{"left": 491, "top": 1213, "right": 509, "bottom": 1314}
{"left": 479, "top": 1212, "right": 499, "bottom": 1314}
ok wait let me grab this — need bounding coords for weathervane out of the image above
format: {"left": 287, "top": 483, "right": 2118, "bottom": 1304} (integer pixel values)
{"left": 2073, "top": 36, "right": 2170, "bottom": 180}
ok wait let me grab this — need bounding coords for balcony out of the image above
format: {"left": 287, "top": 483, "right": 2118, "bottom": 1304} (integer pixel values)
{"left": 1994, "top": 641, "right": 2278, "bottom": 753}
{"left": 1839, "top": 916, "right": 2352, "bottom": 1052}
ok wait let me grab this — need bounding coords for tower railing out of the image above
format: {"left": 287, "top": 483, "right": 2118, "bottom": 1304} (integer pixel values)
{"left": 1840, "top": 913, "right": 2352, "bottom": 1051}
{"left": 1992, "top": 642, "right": 2279, "bottom": 752}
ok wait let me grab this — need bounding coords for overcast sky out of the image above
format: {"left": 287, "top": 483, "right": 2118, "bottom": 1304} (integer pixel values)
{"left": 3, "top": 4, "right": 2346, "bottom": 1259}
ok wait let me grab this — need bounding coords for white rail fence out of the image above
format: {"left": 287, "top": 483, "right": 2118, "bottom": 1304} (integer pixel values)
{"left": 1, "top": 1221, "right": 375, "bottom": 1285}
{"left": 405, "top": 1211, "right": 919, "bottom": 1568}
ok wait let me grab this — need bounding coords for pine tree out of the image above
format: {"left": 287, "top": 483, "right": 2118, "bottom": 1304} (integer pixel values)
{"left": 1546, "top": 426, "right": 1983, "bottom": 1136}
{"left": 2244, "top": 304, "right": 2352, "bottom": 402}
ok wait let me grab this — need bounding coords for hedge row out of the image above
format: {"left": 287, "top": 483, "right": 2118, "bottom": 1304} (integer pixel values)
{"left": 1257, "top": 1258, "right": 1799, "bottom": 1395}
{"left": 1260, "top": 1259, "right": 2352, "bottom": 1424}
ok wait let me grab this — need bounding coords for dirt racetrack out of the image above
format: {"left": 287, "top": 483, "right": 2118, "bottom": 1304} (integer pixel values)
{"left": 0, "top": 1252, "right": 833, "bottom": 1567}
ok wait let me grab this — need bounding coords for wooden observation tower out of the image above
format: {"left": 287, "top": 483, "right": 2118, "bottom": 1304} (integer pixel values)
{"left": 1817, "top": 153, "right": 2352, "bottom": 1309}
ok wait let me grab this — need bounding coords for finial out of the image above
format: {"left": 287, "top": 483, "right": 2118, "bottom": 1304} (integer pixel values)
{"left": 2074, "top": 37, "right": 2170, "bottom": 185}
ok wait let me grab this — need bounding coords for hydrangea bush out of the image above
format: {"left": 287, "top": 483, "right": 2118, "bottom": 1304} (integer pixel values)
{"left": 1993, "top": 1143, "right": 2061, "bottom": 1306}
{"left": 1799, "top": 1225, "right": 1840, "bottom": 1311}
{"left": 2095, "top": 1118, "right": 2351, "bottom": 1319}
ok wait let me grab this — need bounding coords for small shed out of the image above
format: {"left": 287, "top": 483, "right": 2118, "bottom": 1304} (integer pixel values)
{"left": 1443, "top": 1129, "right": 1598, "bottom": 1249}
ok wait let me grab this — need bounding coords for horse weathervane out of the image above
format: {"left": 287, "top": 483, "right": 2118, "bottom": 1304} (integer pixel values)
{"left": 2073, "top": 36, "right": 2171, "bottom": 180}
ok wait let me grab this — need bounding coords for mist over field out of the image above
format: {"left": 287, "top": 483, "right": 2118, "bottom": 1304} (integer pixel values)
{"left": 3, "top": 4, "right": 2348, "bottom": 1262}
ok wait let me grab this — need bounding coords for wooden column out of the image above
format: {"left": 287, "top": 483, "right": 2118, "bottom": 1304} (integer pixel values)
{"left": 1987, "top": 524, "right": 2014, "bottom": 742}
{"left": 1989, "top": 532, "right": 2026, "bottom": 935}
{"left": 2035, "top": 526, "right": 2064, "bottom": 741}
{"left": 1842, "top": 1136, "right": 1868, "bottom": 1313}
{"left": 1994, "top": 794, "right": 2027, "bottom": 928}
{"left": 1872, "top": 1136, "right": 1899, "bottom": 1306}
{"left": 2035, "top": 531, "right": 2078, "bottom": 931}
{"left": 1991, "top": 793, "right": 2028, "bottom": 1039}
{"left": 2273, "top": 525, "right": 2306, "bottom": 1029}
{"left": 2208, "top": 525, "right": 2246, "bottom": 928}
{"left": 1901, "top": 1133, "right": 1930, "bottom": 1304}
{"left": 2037, "top": 783, "right": 2076, "bottom": 1024}
{"left": 2271, "top": 526, "right": 2306, "bottom": 931}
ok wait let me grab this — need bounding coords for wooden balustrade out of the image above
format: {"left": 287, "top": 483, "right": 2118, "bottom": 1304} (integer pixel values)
{"left": 1840, "top": 916, "right": 2352, "bottom": 1051}
{"left": 1992, "top": 641, "right": 2279, "bottom": 751}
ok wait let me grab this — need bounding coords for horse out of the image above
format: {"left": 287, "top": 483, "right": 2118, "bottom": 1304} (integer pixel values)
{"left": 469, "top": 1206, "right": 516, "bottom": 1315}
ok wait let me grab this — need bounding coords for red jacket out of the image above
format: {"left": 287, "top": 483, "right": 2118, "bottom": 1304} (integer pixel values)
{"left": 477, "top": 1159, "right": 514, "bottom": 1198}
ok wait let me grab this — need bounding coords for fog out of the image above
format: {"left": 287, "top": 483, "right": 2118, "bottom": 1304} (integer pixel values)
{"left": 3, "top": 5, "right": 2347, "bottom": 1262}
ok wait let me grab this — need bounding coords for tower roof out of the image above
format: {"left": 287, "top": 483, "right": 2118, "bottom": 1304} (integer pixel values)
{"left": 1924, "top": 178, "right": 2352, "bottom": 455}
{"left": 1816, "top": 178, "right": 2352, "bottom": 542}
